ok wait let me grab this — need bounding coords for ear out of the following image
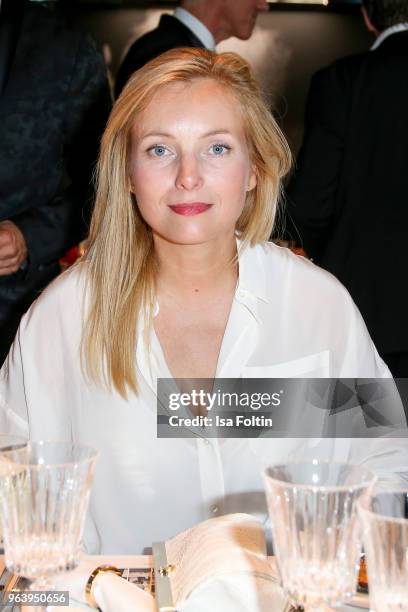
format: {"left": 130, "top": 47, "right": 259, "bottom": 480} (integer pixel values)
{"left": 128, "top": 177, "right": 135, "bottom": 195}
{"left": 246, "top": 166, "right": 257, "bottom": 192}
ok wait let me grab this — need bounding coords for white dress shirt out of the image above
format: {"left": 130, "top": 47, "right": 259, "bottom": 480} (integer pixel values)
{"left": 0, "top": 241, "right": 406, "bottom": 554}
{"left": 173, "top": 7, "right": 216, "bottom": 51}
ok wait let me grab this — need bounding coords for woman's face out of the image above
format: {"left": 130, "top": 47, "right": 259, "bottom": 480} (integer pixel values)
{"left": 129, "top": 78, "right": 256, "bottom": 246}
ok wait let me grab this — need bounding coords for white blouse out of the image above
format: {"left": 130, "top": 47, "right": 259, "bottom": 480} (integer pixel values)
{"left": 0, "top": 241, "right": 406, "bottom": 554}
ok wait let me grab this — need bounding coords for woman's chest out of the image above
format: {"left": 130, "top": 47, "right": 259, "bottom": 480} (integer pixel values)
{"left": 154, "top": 304, "right": 231, "bottom": 379}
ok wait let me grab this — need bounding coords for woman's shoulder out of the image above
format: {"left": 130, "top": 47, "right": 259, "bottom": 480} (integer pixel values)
{"left": 250, "top": 240, "right": 350, "bottom": 299}
{"left": 247, "top": 242, "right": 388, "bottom": 377}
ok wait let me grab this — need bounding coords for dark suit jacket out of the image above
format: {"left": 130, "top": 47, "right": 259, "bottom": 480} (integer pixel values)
{"left": 115, "top": 14, "right": 205, "bottom": 97}
{"left": 286, "top": 31, "right": 408, "bottom": 355}
{"left": 0, "top": 1, "right": 111, "bottom": 360}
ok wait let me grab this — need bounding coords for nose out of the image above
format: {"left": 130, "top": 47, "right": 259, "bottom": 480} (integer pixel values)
{"left": 175, "top": 153, "right": 203, "bottom": 191}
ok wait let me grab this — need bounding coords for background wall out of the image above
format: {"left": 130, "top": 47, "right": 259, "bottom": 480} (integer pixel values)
{"left": 78, "top": 7, "right": 373, "bottom": 153}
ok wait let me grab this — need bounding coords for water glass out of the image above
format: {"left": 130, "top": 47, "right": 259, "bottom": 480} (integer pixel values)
{"left": 0, "top": 440, "right": 98, "bottom": 594}
{"left": 263, "top": 461, "right": 376, "bottom": 611}
{"left": 358, "top": 488, "right": 408, "bottom": 611}
{"left": 0, "top": 434, "right": 28, "bottom": 549}
{"left": 0, "top": 434, "right": 28, "bottom": 451}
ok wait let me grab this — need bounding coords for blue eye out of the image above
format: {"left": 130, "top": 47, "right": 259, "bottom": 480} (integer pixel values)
{"left": 211, "top": 144, "right": 230, "bottom": 156}
{"left": 149, "top": 145, "right": 168, "bottom": 157}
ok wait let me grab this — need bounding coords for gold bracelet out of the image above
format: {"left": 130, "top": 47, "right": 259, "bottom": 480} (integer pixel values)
{"left": 85, "top": 564, "right": 122, "bottom": 609}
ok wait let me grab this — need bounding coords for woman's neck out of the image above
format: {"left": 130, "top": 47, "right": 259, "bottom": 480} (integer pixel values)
{"left": 154, "top": 235, "right": 238, "bottom": 305}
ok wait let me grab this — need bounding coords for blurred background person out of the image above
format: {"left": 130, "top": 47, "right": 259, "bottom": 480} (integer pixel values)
{"left": 115, "top": 0, "right": 268, "bottom": 96}
{"left": 284, "top": 0, "right": 408, "bottom": 377}
{"left": 0, "top": 0, "right": 111, "bottom": 365}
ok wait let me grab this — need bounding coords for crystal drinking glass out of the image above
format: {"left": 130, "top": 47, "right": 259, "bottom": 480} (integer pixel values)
{"left": 0, "top": 434, "right": 28, "bottom": 451}
{"left": 263, "top": 461, "right": 376, "bottom": 611}
{"left": 0, "top": 441, "right": 98, "bottom": 602}
{"left": 358, "top": 488, "right": 408, "bottom": 611}
{"left": 0, "top": 434, "right": 28, "bottom": 551}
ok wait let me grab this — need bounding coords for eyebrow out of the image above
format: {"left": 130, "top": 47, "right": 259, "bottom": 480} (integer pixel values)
{"left": 140, "top": 129, "right": 233, "bottom": 140}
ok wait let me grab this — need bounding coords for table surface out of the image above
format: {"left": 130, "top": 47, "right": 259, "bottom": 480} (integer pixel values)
{"left": 0, "top": 555, "right": 368, "bottom": 611}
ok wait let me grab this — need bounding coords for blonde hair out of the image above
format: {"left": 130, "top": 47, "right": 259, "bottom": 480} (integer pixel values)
{"left": 82, "top": 48, "right": 292, "bottom": 397}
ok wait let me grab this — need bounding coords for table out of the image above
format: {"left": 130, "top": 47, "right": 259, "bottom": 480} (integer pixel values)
{"left": 0, "top": 555, "right": 368, "bottom": 611}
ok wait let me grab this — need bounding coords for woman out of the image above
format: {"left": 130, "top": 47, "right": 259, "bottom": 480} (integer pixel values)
{"left": 0, "top": 49, "right": 406, "bottom": 554}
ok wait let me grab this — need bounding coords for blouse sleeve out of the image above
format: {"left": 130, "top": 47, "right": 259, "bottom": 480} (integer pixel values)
{"left": 0, "top": 328, "right": 30, "bottom": 438}
{"left": 345, "top": 311, "right": 390, "bottom": 377}
{"left": 342, "top": 300, "right": 408, "bottom": 484}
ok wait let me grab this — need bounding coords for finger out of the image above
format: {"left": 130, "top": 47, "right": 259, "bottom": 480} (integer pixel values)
{"left": 0, "top": 244, "right": 18, "bottom": 260}
{"left": 0, "top": 248, "right": 25, "bottom": 263}
{"left": 0, "top": 252, "right": 22, "bottom": 269}
{"left": 0, "top": 262, "right": 21, "bottom": 275}
{"left": 0, "top": 232, "right": 12, "bottom": 249}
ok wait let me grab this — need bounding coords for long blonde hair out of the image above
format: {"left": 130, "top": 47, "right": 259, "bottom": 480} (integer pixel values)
{"left": 82, "top": 48, "right": 291, "bottom": 397}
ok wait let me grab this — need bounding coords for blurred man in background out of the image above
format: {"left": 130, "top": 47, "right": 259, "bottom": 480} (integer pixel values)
{"left": 115, "top": 0, "right": 268, "bottom": 96}
{"left": 0, "top": 0, "right": 111, "bottom": 364}
{"left": 285, "top": 0, "right": 408, "bottom": 377}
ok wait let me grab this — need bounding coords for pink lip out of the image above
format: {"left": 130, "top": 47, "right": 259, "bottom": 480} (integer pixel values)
{"left": 169, "top": 202, "right": 213, "bottom": 216}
